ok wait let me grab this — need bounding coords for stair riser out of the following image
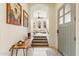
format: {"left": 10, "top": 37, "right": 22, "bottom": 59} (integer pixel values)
{"left": 33, "top": 40, "right": 48, "bottom": 41}
{"left": 32, "top": 41, "right": 48, "bottom": 43}
{"left": 32, "top": 42, "right": 48, "bottom": 43}
{"left": 32, "top": 44, "right": 48, "bottom": 45}
{"left": 34, "top": 37, "right": 47, "bottom": 38}
{"left": 34, "top": 36, "right": 47, "bottom": 37}
{"left": 32, "top": 36, "right": 48, "bottom": 47}
{"left": 32, "top": 45, "right": 48, "bottom": 47}
{"left": 33, "top": 40, "right": 47, "bottom": 42}
{"left": 33, "top": 38, "right": 47, "bottom": 40}
{"left": 32, "top": 45, "right": 48, "bottom": 46}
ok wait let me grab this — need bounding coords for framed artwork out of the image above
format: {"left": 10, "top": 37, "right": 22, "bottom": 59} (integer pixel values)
{"left": 23, "top": 10, "right": 29, "bottom": 27}
{"left": 6, "top": 3, "right": 22, "bottom": 25}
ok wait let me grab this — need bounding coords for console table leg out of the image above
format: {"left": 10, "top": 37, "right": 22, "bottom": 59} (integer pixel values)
{"left": 23, "top": 49, "right": 25, "bottom": 56}
{"left": 11, "top": 48, "right": 13, "bottom": 56}
{"left": 16, "top": 49, "right": 18, "bottom": 56}
{"left": 26, "top": 48, "right": 28, "bottom": 56}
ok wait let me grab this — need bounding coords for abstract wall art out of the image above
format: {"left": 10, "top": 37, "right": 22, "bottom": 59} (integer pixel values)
{"left": 7, "top": 3, "right": 22, "bottom": 25}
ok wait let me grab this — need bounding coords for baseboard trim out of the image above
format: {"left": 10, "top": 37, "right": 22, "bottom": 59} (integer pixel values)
{"left": 57, "top": 49, "right": 64, "bottom": 56}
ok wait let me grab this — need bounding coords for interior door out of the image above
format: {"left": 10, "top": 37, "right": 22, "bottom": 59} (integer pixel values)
{"left": 58, "top": 4, "right": 76, "bottom": 56}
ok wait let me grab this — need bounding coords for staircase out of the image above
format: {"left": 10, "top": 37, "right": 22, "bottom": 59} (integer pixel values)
{"left": 31, "top": 36, "right": 48, "bottom": 47}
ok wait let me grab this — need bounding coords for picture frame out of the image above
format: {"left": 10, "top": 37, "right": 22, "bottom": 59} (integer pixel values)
{"left": 23, "top": 10, "right": 29, "bottom": 27}
{"left": 6, "top": 3, "right": 22, "bottom": 25}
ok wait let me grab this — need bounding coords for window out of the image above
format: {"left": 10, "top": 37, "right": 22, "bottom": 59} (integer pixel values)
{"left": 65, "top": 4, "right": 70, "bottom": 13}
{"left": 64, "top": 4, "right": 71, "bottom": 23}
{"left": 59, "top": 8, "right": 64, "bottom": 24}
{"left": 58, "top": 4, "right": 71, "bottom": 24}
{"left": 65, "top": 12, "right": 71, "bottom": 23}
{"left": 59, "top": 17, "right": 63, "bottom": 24}
{"left": 59, "top": 8, "right": 63, "bottom": 16}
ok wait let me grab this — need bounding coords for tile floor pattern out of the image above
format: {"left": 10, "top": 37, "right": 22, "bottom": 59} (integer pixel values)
{"left": 12, "top": 47, "right": 61, "bottom": 56}
{"left": 27, "top": 47, "right": 61, "bottom": 56}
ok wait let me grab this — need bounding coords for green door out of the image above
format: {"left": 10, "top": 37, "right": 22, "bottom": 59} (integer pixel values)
{"left": 58, "top": 4, "right": 76, "bottom": 56}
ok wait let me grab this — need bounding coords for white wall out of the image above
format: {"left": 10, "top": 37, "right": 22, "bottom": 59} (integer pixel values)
{"left": 0, "top": 3, "right": 29, "bottom": 55}
{"left": 48, "top": 4, "right": 57, "bottom": 48}
{"left": 76, "top": 4, "right": 79, "bottom": 56}
{"left": 48, "top": 3, "right": 63, "bottom": 49}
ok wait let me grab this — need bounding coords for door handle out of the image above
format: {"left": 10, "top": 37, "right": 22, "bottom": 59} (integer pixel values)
{"left": 74, "top": 37, "right": 76, "bottom": 41}
{"left": 57, "top": 29, "right": 59, "bottom": 34}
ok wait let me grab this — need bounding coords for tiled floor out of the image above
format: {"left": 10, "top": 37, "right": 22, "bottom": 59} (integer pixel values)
{"left": 12, "top": 47, "right": 61, "bottom": 56}
{"left": 27, "top": 47, "right": 61, "bottom": 56}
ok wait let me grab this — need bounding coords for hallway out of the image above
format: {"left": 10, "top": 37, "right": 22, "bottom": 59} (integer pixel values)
{"left": 0, "top": 3, "right": 77, "bottom": 56}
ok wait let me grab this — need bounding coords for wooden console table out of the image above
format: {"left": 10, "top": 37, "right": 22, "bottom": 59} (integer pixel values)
{"left": 9, "top": 39, "right": 32, "bottom": 56}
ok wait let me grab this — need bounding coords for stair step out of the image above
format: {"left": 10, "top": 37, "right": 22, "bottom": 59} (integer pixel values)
{"left": 32, "top": 40, "right": 48, "bottom": 43}
{"left": 32, "top": 43, "right": 48, "bottom": 46}
{"left": 33, "top": 38, "right": 47, "bottom": 40}
{"left": 32, "top": 45, "right": 48, "bottom": 47}
{"left": 35, "top": 37, "right": 47, "bottom": 39}
{"left": 32, "top": 36, "right": 48, "bottom": 47}
{"left": 34, "top": 37, "right": 47, "bottom": 38}
{"left": 34, "top": 38, "right": 47, "bottom": 39}
{"left": 33, "top": 36, "right": 47, "bottom": 38}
